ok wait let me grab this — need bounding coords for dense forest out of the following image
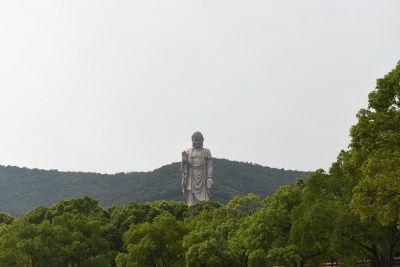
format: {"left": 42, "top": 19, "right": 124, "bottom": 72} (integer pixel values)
{"left": 0, "top": 159, "right": 308, "bottom": 216}
{"left": 0, "top": 61, "right": 400, "bottom": 267}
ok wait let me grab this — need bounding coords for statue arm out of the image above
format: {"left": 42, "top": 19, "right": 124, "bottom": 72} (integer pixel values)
{"left": 207, "top": 155, "right": 213, "bottom": 179}
{"left": 205, "top": 149, "right": 213, "bottom": 189}
{"left": 181, "top": 150, "right": 189, "bottom": 194}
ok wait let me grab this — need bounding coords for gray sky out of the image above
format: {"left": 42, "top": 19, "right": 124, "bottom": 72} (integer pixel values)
{"left": 1, "top": 1, "right": 399, "bottom": 174}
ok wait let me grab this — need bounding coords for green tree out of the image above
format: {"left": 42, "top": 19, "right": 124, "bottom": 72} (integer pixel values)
{"left": 290, "top": 170, "right": 336, "bottom": 266}
{"left": 184, "top": 195, "right": 261, "bottom": 267}
{"left": 22, "top": 206, "right": 49, "bottom": 224}
{"left": 0, "top": 219, "right": 61, "bottom": 267}
{"left": 339, "top": 61, "right": 400, "bottom": 265}
{"left": 146, "top": 200, "right": 188, "bottom": 221}
{"left": 117, "top": 213, "right": 186, "bottom": 267}
{"left": 45, "top": 196, "right": 107, "bottom": 220}
{"left": 106, "top": 201, "right": 163, "bottom": 254}
{"left": 0, "top": 213, "right": 14, "bottom": 225}
{"left": 52, "top": 212, "right": 110, "bottom": 266}
{"left": 326, "top": 152, "right": 400, "bottom": 267}
{"left": 232, "top": 185, "right": 303, "bottom": 266}
{"left": 348, "top": 61, "right": 400, "bottom": 225}
{"left": 185, "top": 201, "right": 223, "bottom": 218}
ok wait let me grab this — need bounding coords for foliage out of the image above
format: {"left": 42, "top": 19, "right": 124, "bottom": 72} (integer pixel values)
{"left": 0, "top": 213, "right": 14, "bottom": 225}
{"left": 348, "top": 62, "right": 400, "bottom": 227}
{"left": 183, "top": 195, "right": 262, "bottom": 267}
{"left": 0, "top": 159, "right": 308, "bottom": 216}
{"left": 231, "top": 185, "right": 303, "bottom": 267}
{"left": 0, "top": 196, "right": 112, "bottom": 267}
{"left": 116, "top": 213, "right": 186, "bottom": 267}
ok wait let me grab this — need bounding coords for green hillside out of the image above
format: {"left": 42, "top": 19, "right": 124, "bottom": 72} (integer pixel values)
{"left": 0, "top": 158, "right": 309, "bottom": 216}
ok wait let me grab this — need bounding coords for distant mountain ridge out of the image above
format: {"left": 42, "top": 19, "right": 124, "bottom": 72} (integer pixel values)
{"left": 0, "top": 158, "right": 309, "bottom": 216}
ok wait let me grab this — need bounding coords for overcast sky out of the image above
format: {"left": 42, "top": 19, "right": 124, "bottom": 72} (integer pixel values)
{"left": 1, "top": 1, "right": 399, "bottom": 174}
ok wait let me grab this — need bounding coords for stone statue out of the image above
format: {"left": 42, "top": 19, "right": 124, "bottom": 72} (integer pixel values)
{"left": 181, "top": 131, "right": 213, "bottom": 205}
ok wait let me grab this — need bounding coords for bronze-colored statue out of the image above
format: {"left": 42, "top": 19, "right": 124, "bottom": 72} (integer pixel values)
{"left": 181, "top": 131, "right": 213, "bottom": 205}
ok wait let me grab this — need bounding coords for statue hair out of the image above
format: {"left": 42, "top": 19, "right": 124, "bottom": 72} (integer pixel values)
{"left": 191, "top": 131, "right": 204, "bottom": 140}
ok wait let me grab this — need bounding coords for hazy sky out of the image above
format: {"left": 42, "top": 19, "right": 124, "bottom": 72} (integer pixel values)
{"left": 1, "top": 1, "right": 399, "bottom": 174}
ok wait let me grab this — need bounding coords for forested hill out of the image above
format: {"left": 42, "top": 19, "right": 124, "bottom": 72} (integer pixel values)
{"left": 0, "top": 158, "right": 309, "bottom": 216}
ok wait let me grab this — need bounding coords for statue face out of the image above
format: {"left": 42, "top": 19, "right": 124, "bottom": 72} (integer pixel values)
{"left": 192, "top": 137, "right": 203, "bottom": 149}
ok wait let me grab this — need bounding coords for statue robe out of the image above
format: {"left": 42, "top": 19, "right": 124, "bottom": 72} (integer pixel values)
{"left": 181, "top": 147, "right": 213, "bottom": 205}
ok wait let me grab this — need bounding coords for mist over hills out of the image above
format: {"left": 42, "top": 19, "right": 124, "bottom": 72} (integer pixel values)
{"left": 0, "top": 158, "right": 309, "bottom": 216}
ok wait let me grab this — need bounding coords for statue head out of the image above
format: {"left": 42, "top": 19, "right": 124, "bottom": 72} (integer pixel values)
{"left": 192, "top": 131, "right": 204, "bottom": 149}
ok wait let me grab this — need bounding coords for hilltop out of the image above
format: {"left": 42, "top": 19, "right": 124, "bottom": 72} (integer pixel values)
{"left": 0, "top": 158, "right": 309, "bottom": 216}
